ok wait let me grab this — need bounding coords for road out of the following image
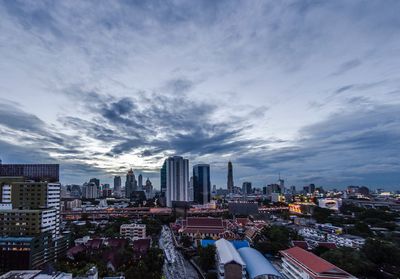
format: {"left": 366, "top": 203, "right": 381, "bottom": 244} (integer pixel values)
{"left": 159, "top": 225, "right": 199, "bottom": 279}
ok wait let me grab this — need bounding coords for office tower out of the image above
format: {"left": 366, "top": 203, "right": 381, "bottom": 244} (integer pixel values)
{"left": 0, "top": 171, "right": 67, "bottom": 271}
{"left": 113, "top": 176, "right": 121, "bottom": 196}
{"left": 165, "top": 156, "right": 189, "bottom": 207}
{"left": 160, "top": 161, "right": 167, "bottom": 195}
{"left": 138, "top": 174, "right": 143, "bottom": 190}
{"left": 89, "top": 178, "right": 100, "bottom": 188}
{"left": 0, "top": 163, "right": 59, "bottom": 182}
{"left": 242, "top": 182, "right": 252, "bottom": 195}
{"left": 193, "top": 164, "right": 211, "bottom": 204}
{"left": 125, "top": 168, "right": 137, "bottom": 198}
{"left": 227, "top": 161, "right": 234, "bottom": 194}
{"left": 290, "top": 185, "right": 296, "bottom": 194}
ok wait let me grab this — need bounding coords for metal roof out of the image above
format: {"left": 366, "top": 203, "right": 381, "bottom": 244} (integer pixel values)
{"left": 215, "top": 238, "right": 245, "bottom": 266}
{"left": 238, "top": 247, "right": 282, "bottom": 279}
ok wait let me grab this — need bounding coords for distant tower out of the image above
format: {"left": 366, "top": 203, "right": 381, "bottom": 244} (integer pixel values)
{"left": 125, "top": 169, "right": 137, "bottom": 198}
{"left": 114, "top": 176, "right": 121, "bottom": 196}
{"left": 278, "top": 173, "right": 285, "bottom": 193}
{"left": 138, "top": 174, "right": 143, "bottom": 190}
{"left": 227, "top": 161, "right": 234, "bottom": 194}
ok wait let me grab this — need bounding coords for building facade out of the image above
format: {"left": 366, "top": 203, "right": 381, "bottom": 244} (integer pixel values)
{"left": 113, "top": 176, "right": 121, "bottom": 197}
{"left": 120, "top": 223, "right": 146, "bottom": 241}
{"left": 0, "top": 164, "right": 59, "bottom": 182}
{"left": 125, "top": 169, "right": 137, "bottom": 199}
{"left": 193, "top": 164, "right": 211, "bottom": 205}
{"left": 165, "top": 156, "right": 189, "bottom": 207}
{"left": 280, "top": 247, "right": 356, "bottom": 279}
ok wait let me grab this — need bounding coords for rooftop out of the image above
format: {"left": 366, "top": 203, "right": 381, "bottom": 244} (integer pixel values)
{"left": 238, "top": 247, "right": 282, "bottom": 279}
{"left": 281, "top": 247, "right": 356, "bottom": 278}
{"left": 215, "top": 238, "right": 245, "bottom": 266}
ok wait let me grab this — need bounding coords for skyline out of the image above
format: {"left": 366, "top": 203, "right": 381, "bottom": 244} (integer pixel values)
{"left": 0, "top": 1, "right": 400, "bottom": 189}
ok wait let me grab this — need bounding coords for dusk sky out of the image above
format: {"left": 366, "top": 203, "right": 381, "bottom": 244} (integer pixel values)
{"left": 0, "top": 1, "right": 399, "bottom": 190}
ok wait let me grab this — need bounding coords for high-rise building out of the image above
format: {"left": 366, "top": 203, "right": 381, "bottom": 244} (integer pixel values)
{"left": 160, "top": 161, "right": 167, "bottom": 196}
{"left": 138, "top": 174, "right": 143, "bottom": 190}
{"left": 0, "top": 169, "right": 67, "bottom": 272}
{"left": 165, "top": 156, "right": 189, "bottom": 207}
{"left": 188, "top": 176, "right": 194, "bottom": 202}
{"left": 0, "top": 163, "right": 59, "bottom": 182}
{"left": 89, "top": 178, "right": 100, "bottom": 188}
{"left": 144, "top": 177, "right": 153, "bottom": 197}
{"left": 242, "top": 182, "right": 252, "bottom": 195}
{"left": 227, "top": 161, "right": 234, "bottom": 194}
{"left": 85, "top": 182, "right": 99, "bottom": 199}
{"left": 125, "top": 169, "right": 137, "bottom": 199}
{"left": 113, "top": 176, "right": 121, "bottom": 197}
{"left": 193, "top": 164, "right": 211, "bottom": 204}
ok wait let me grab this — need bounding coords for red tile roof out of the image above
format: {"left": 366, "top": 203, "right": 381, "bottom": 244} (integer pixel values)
{"left": 186, "top": 217, "right": 223, "bottom": 227}
{"left": 281, "top": 247, "right": 354, "bottom": 278}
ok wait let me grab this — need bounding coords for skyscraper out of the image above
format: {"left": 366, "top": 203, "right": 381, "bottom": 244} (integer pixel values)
{"left": 138, "top": 174, "right": 143, "bottom": 190}
{"left": 114, "top": 175, "right": 121, "bottom": 196}
{"left": 165, "top": 156, "right": 189, "bottom": 207}
{"left": 242, "top": 181, "right": 252, "bottom": 195}
{"left": 227, "top": 161, "right": 234, "bottom": 193}
{"left": 125, "top": 169, "right": 137, "bottom": 198}
{"left": 160, "top": 161, "right": 166, "bottom": 196}
{"left": 193, "top": 164, "right": 211, "bottom": 204}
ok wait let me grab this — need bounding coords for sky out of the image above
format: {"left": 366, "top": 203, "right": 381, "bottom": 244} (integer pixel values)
{"left": 0, "top": 0, "right": 399, "bottom": 190}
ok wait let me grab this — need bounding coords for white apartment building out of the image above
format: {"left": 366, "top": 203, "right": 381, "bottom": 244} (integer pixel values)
{"left": 120, "top": 223, "right": 146, "bottom": 240}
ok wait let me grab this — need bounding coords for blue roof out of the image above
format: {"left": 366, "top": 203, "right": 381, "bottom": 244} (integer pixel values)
{"left": 200, "top": 239, "right": 249, "bottom": 249}
{"left": 238, "top": 247, "right": 282, "bottom": 279}
{"left": 0, "top": 236, "right": 34, "bottom": 242}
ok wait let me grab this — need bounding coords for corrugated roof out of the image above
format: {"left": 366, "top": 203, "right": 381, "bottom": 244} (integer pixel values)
{"left": 281, "top": 247, "right": 355, "bottom": 277}
{"left": 215, "top": 238, "right": 245, "bottom": 266}
{"left": 238, "top": 247, "right": 282, "bottom": 279}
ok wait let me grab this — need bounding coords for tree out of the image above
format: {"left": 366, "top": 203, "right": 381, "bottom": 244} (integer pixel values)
{"left": 181, "top": 235, "right": 193, "bottom": 248}
{"left": 362, "top": 238, "right": 400, "bottom": 267}
{"left": 198, "top": 245, "right": 216, "bottom": 271}
{"left": 254, "top": 225, "right": 292, "bottom": 255}
{"left": 320, "top": 248, "right": 375, "bottom": 277}
{"left": 312, "top": 207, "right": 333, "bottom": 223}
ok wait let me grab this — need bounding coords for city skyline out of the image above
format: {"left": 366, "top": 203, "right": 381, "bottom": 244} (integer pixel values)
{"left": 0, "top": 1, "right": 400, "bottom": 189}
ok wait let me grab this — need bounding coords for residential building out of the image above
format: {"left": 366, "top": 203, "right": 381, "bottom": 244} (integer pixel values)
{"left": 0, "top": 174, "right": 67, "bottom": 272}
{"left": 193, "top": 164, "right": 211, "bottom": 205}
{"left": 280, "top": 247, "right": 357, "bottom": 279}
{"left": 120, "top": 224, "right": 146, "bottom": 241}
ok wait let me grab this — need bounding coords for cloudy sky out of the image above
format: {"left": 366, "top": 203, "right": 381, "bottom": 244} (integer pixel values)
{"left": 0, "top": 0, "right": 399, "bottom": 190}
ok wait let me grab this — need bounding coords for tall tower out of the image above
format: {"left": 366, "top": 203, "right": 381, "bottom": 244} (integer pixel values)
{"left": 113, "top": 176, "right": 121, "bottom": 196}
{"left": 165, "top": 156, "right": 189, "bottom": 207}
{"left": 193, "top": 164, "right": 211, "bottom": 204}
{"left": 138, "top": 174, "right": 143, "bottom": 190}
{"left": 125, "top": 169, "right": 137, "bottom": 198}
{"left": 227, "top": 161, "right": 234, "bottom": 193}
